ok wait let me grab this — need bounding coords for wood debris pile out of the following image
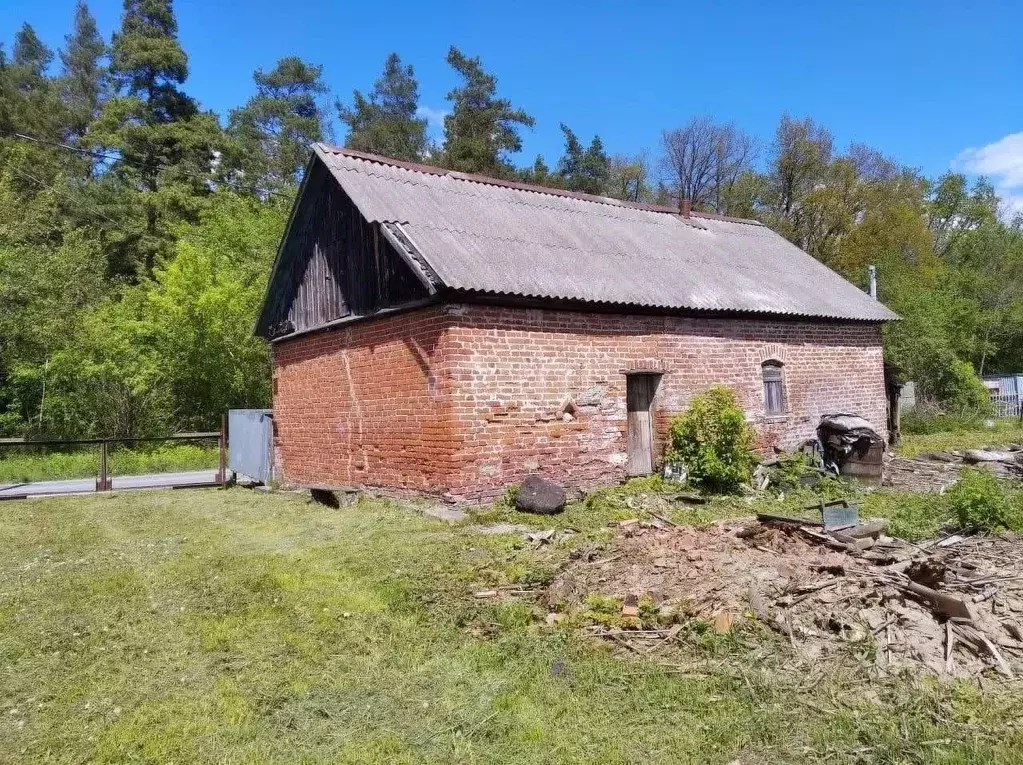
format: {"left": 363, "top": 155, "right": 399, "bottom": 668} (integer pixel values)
{"left": 884, "top": 443, "right": 1023, "bottom": 493}
{"left": 548, "top": 516, "right": 1023, "bottom": 679}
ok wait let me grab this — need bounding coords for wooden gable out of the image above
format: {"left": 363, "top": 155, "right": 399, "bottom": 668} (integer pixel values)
{"left": 256, "top": 160, "right": 436, "bottom": 340}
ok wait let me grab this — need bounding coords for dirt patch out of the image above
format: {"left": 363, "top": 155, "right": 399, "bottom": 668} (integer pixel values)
{"left": 883, "top": 455, "right": 964, "bottom": 492}
{"left": 549, "top": 519, "right": 1023, "bottom": 679}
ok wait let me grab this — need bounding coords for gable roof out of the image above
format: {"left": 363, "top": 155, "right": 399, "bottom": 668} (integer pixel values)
{"left": 274, "top": 144, "right": 898, "bottom": 323}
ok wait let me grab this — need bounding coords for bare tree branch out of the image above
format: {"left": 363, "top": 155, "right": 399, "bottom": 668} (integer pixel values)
{"left": 660, "top": 117, "right": 756, "bottom": 214}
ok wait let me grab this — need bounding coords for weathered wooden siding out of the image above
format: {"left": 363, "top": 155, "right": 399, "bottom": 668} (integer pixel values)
{"left": 258, "top": 163, "right": 430, "bottom": 339}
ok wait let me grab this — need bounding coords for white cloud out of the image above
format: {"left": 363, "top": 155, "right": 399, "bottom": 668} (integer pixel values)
{"left": 955, "top": 132, "right": 1023, "bottom": 218}
{"left": 416, "top": 106, "right": 449, "bottom": 131}
{"left": 1002, "top": 193, "right": 1023, "bottom": 219}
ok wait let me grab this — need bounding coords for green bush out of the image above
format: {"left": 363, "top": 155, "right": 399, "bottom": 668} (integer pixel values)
{"left": 947, "top": 468, "right": 1010, "bottom": 532}
{"left": 665, "top": 385, "right": 758, "bottom": 493}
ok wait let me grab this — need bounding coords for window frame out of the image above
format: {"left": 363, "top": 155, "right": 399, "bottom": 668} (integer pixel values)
{"left": 761, "top": 360, "right": 786, "bottom": 417}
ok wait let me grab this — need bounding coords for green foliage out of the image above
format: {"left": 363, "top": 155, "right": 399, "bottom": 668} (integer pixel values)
{"left": 0, "top": 443, "right": 217, "bottom": 482}
{"left": 665, "top": 386, "right": 758, "bottom": 492}
{"left": 606, "top": 153, "right": 651, "bottom": 202}
{"left": 556, "top": 123, "right": 610, "bottom": 195}
{"left": 947, "top": 468, "right": 1012, "bottom": 532}
{"left": 59, "top": 2, "right": 109, "bottom": 138}
{"left": 227, "top": 56, "right": 328, "bottom": 193}
{"left": 2, "top": 193, "right": 285, "bottom": 438}
{"left": 337, "top": 52, "right": 428, "bottom": 162}
{"left": 3, "top": 7, "right": 1023, "bottom": 456}
{"left": 88, "top": 0, "right": 221, "bottom": 277}
{"left": 441, "top": 46, "right": 534, "bottom": 177}
{"left": 108, "top": 0, "right": 187, "bottom": 101}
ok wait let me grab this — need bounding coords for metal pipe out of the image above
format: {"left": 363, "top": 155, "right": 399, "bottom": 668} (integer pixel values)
{"left": 868, "top": 264, "right": 878, "bottom": 299}
{"left": 0, "top": 432, "right": 220, "bottom": 448}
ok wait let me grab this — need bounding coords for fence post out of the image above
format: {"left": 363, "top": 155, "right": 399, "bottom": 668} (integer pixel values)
{"left": 217, "top": 414, "right": 227, "bottom": 486}
{"left": 96, "top": 440, "right": 111, "bottom": 492}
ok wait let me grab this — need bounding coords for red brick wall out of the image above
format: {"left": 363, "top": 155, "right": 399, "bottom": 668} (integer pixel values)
{"left": 271, "top": 308, "right": 459, "bottom": 494}
{"left": 271, "top": 303, "right": 887, "bottom": 503}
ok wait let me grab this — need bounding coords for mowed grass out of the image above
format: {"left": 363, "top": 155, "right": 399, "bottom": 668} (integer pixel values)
{"left": 899, "top": 419, "right": 1023, "bottom": 458}
{"left": 0, "top": 444, "right": 219, "bottom": 484}
{"left": 2, "top": 490, "right": 1023, "bottom": 763}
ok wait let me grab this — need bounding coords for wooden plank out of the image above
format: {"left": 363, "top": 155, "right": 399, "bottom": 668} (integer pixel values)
{"left": 626, "top": 375, "right": 656, "bottom": 475}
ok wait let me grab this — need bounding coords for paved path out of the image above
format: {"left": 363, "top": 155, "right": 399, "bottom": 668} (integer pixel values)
{"left": 0, "top": 470, "right": 219, "bottom": 499}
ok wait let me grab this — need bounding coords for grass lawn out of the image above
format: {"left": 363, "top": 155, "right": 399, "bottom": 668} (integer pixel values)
{"left": 2, "top": 488, "right": 1022, "bottom": 763}
{"left": 0, "top": 444, "right": 219, "bottom": 484}
{"left": 898, "top": 418, "right": 1023, "bottom": 458}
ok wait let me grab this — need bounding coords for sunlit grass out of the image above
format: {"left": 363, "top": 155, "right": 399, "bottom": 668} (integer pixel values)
{"left": 1, "top": 489, "right": 1021, "bottom": 762}
{"left": 899, "top": 419, "right": 1023, "bottom": 458}
{"left": 0, "top": 444, "right": 218, "bottom": 483}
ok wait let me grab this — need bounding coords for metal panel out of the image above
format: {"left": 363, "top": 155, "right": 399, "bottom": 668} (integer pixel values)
{"left": 312, "top": 144, "right": 899, "bottom": 322}
{"left": 228, "top": 409, "right": 273, "bottom": 483}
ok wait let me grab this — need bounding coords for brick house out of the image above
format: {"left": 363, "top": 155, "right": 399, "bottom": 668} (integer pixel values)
{"left": 256, "top": 145, "right": 897, "bottom": 503}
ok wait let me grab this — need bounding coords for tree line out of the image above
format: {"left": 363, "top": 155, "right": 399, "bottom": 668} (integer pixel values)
{"left": 0, "top": 0, "right": 1017, "bottom": 438}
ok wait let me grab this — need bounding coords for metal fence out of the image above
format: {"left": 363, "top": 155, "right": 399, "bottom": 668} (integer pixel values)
{"left": 990, "top": 394, "right": 1023, "bottom": 419}
{"left": 0, "top": 422, "right": 227, "bottom": 501}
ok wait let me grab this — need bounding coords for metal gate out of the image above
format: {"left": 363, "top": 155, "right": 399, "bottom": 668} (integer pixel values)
{"left": 228, "top": 409, "right": 273, "bottom": 483}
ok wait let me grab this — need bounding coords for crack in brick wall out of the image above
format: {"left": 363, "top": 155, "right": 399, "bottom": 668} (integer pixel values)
{"left": 271, "top": 304, "right": 887, "bottom": 503}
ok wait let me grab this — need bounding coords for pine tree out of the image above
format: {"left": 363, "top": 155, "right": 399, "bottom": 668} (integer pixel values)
{"left": 338, "top": 53, "right": 427, "bottom": 162}
{"left": 108, "top": 0, "right": 190, "bottom": 119}
{"left": 12, "top": 23, "right": 52, "bottom": 80}
{"left": 88, "top": 0, "right": 222, "bottom": 277}
{"left": 227, "top": 56, "right": 327, "bottom": 193}
{"left": 0, "top": 44, "right": 11, "bottom": 136}
{"left": 556, "top": 124, "right": 609, "bottom": 195}
{"left": 441, "top": 47, "right": 533, "bottom": 177}
{"left": 517, "top": 154, "right": 558, "bottom": 186}
{"left": 7, "top": 23, "right": 67, "bottom": 138}
{"left": 60, "top": 2, "right": 109, "bottom": 139}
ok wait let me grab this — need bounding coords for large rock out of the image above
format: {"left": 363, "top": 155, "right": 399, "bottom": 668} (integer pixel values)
{"left": 515, "top": 476, "right": 567, "bottom": 515}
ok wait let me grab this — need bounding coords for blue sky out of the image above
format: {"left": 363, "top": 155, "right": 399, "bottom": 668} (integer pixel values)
{"left": 4, "top": 0, "right": 1023, "bottom": 208}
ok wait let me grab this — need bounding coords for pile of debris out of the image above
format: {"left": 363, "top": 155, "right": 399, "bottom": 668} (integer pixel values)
{"left": 754, "top": 413, "right": 887, "bottom": 491}
{"left": 548, "top": 506, "right": 1023, "bottom": 679}
{"left": 885, "top": 444, "right": 1023, "bottom": 493}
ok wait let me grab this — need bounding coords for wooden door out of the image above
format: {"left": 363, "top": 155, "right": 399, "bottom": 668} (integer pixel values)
{"left": 626, "top": 374, "right": 658, "bottom": 476}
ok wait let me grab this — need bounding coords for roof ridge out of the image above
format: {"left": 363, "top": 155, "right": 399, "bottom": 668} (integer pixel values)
{"left": 314, "top": 143, "right": 762, "bottom": 225}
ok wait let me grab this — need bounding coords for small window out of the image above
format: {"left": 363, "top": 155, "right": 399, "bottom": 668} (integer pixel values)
{"left": 762, "top": 361, "right": 785, "bottom": 416}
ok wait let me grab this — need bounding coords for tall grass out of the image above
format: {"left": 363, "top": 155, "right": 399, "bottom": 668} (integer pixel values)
{"left": 0, "top": 444, "right": 219, "bottom": 483}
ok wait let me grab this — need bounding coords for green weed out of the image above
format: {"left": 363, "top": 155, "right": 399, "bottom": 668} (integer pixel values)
{"left": 2, "top": 489, "right": 1022, "bottom": 762}
{"left": 0, "top": 443, "right": 219, "bottom": 483}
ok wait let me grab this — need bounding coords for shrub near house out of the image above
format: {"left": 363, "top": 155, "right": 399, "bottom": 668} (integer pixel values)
{"left": 666, "top": 386, "right": 758, "bottom": 492}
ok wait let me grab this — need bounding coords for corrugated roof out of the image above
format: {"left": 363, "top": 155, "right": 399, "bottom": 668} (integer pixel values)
{"left": 312, "top": 144, "right": 898, "bottom": 322}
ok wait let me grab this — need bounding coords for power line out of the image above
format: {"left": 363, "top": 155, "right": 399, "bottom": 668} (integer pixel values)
{"left": 7, "top": 162, "right": 120, "bottom": 226}
{"left": 4, "top": 131, "right": 294, "bottom": 200}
